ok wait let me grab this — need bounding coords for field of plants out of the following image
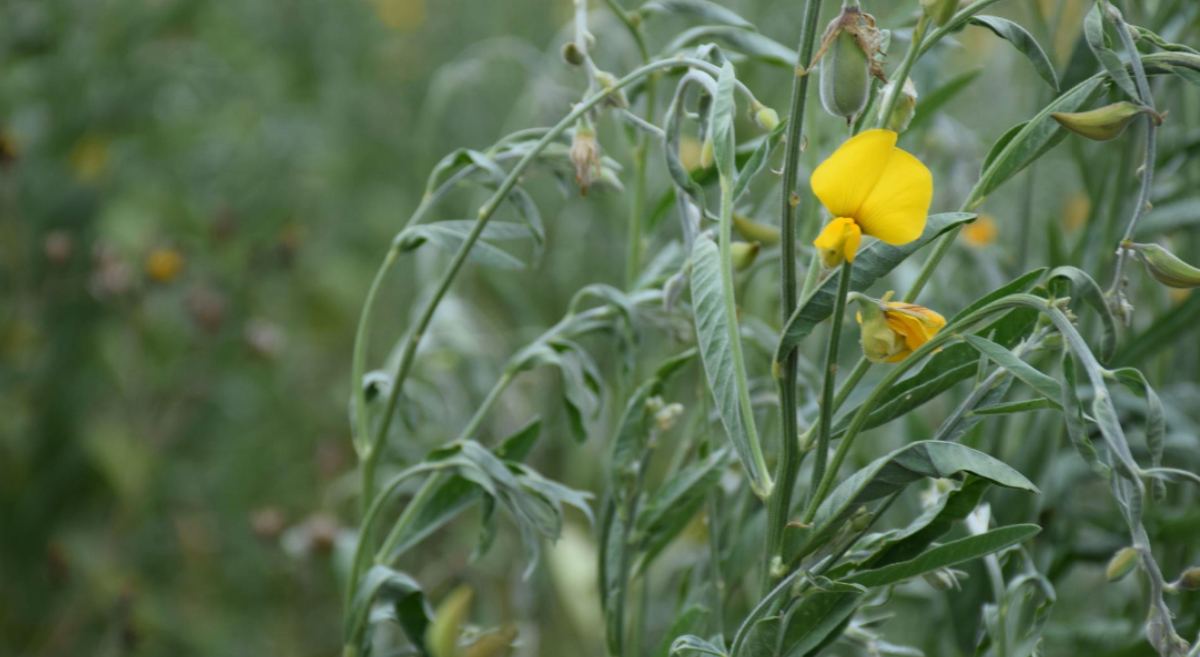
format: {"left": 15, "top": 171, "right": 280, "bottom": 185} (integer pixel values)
{"left": 3, "top": 0, "right": 1200, "bottom": 656}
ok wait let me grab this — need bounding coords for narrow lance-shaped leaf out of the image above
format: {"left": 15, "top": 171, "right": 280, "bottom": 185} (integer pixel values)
{"left": 1084, "top": 3, "right": 1140, "bottom": 100}
{"left": 970, "top": 16, "right": 1059, "bottom": 91}
{"left": 1048, "top": 266, "right": 1116, "bottom": 361}
{"left": 845, "top": 524, "right": 1042, "bottom": 588}
{"left": 963, "top": 334, "right": 1063, "bottom": 404}
{"left": 776, "top": 212, "right": 977, "bottom": 361}
{"left": 662, "top": 26, "right": 796, "bottom": 68}
{"left": 641, "top": 0, "right": 757, "bottom": 30}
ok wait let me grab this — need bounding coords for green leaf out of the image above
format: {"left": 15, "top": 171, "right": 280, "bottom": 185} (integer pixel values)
{"left": 776, "top": 213, "right": 977, "bottom": 361}
{"left": 636, "top": 449, "right": 732, "bottom": 572}
{"left": 845, "top": 524, "right": 1042, "bottom": 588}
{"left": 969, "top": 17, "right": 1059, "bottom": 91}
{"left": 972, "top": 398, "right": 1059, "bottom": 416}
{"left": 1047, "top": 266, "right": 1116, "bottom": 362}
{"left": 671, "top": 634, "right": 728, "bottom": 656}
{"left": 508, "top": 340, "right": 604, "bottom": 442}
{"left": 611, "top": 350, "right": 697, "bottom": 496}
{"left": 712, "top": 62, "right": 738, "bottom": 180}
{"left": 641, "top": 0, "right": 756, "bottom": 30}
{"left": 975, "top": 76, "right": 1105, "bottom": 202}
{"left": 346, "top": 565, "right": 429, "bottom": 650}
{"left": 396, "top": 223, "right": 528, "bottom": 270}
{"left": 1060, "top": 350, "right": 1112, "bottom": 480}
{"left": 653, "top": 606, "right": 710, "bottom": 657}
{"left": 777, "top": 591, "right": 863, "bottom": 657}
{"left": 385, "top": 418, "right": 543, "bottom": 560}
{"left": 950, "top": 268, "right": 1047, "bottom": 323}
{"left": 867, "top": 476, "right": 994, "bottom": 568}
{"left": 795, "top": 441, "right": 1038, "bottom": 563}
{"left": 733, "top": 118, "right": 786, "bottom": 201}
{"left": 908, "top": 68, "right": 982, "bottom": 132}
{"left": 963, "top": 334, "right": 1063, "bottom": 404}
{"left": 1110, "top": 367, "right": 1167, "bottom": 500}
{"left": 663, "top": 26, "right": 796, "bottom": 68}
{"left": 1084, "top": 3, "right": 1140, "bottom": 100}
{"left": 692, "top": 235, "right": 771, "bottom": 495}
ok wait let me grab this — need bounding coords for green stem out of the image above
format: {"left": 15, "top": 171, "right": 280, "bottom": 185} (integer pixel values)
{"left": 763, "top": 0, "right": 822, "bottom": 591}
{"left": 875, "top": 13, "right": 929, "bottom": 130}
{"left": 807, "top": 260, "right": 853, "bottom": 508}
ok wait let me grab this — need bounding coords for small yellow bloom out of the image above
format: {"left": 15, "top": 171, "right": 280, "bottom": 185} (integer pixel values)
{"left": 145, "top": 247, "right": 186, "bottom": 283}
{"left": 855, "top": 294, "right": 946, "bottom": 363}
{"left": 963, "top": 214, "right": 998, "bottom": 247}
{"left": 811, "top": 129, "right": 933, "bottom": 267}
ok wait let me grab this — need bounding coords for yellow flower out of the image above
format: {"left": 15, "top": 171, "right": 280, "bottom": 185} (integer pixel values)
{"left": 145, "top": 247, "right": 186, "bottom": 283}
{"left": 854, "top": 294, "right": 946, "bottom": 363}
{"left": 963, "top": 213, "right": 998, "bottom": 247}
{"left": 811, "top": 129, "right": 933, "bottom": 267}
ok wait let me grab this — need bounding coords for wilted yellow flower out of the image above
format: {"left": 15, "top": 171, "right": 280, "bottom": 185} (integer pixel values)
{"left": 811, "top": 129, "right": 933, "bottom": 268}
{"left": 963, "top": 213, "right": 998, "bottom": 247}
{"left": 854, "top": 294, "right": 946, "bottom": 363}
{"left": 569, "top": 123, "right": 601, "bottom": 196}
{"left": 145, "top": 247, "right": 185, "bottom": 283}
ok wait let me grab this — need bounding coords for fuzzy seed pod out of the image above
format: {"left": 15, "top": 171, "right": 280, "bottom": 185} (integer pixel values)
{"left": 1106, "top": 547, "right": 1139, "bottom": 582}
{"left": 1051, "top": 102, "right": 1161, "bottom": 142}
{"left": 1127, "top": 241, "right": 1200, "bottom": 288}
{"left": 820, "top": 28, "right": 871, "bottom": 124}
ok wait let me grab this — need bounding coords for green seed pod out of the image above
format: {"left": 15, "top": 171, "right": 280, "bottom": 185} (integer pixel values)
{"left": 731, "top": 241, "right": 761, "bottom": 271}
{"left": 428, "top": 586, "right": 474, "bottom": 657}
{"left": 920, "top": 0, "right": 958, "bottom": 26}
{"left": 820, "top": 27, "right": 871, "bottom": 125}
{"left": 1106, "top": 547, "right": 1139, "bottom": 582}
{"left": 1051, "top": 102, "right": 1160, "bottom": 141}
{"left": 879, "top": 77, "right": 918, "bottom": 133}
{"left": 1126, "top": 241, "right": 1200, "bottom": 288}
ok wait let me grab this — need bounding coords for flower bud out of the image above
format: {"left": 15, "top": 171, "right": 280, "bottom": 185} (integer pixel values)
{"left": 699, "top": 136, "right": 715, "bottom": 170}
{"left": 752, "top": 104, "right": 780, "bottom": 132}
{"left": 1106, "top": 547, "right": 1139, "bottom": 582}
{"left": 731, "top": 241, "right": 761, "bottom": 271}
{"left": 1126, "top": 241, "right": 1200, "bottom": 288}
{"left": 428, "top": 586, "right": 473, "bottom": 657}
{"left": 593, "top": 70, "right": 629, "bottom": 109}
{"left": 1176, "top": 566, "right": 1200, "bottom": 591}
{"left": 923, "top": 568, "right": 963, "bottom": 591}
{"left": 570, "top": 123, "right": 601, "bottom": 196}
{"left": 920, "top": 0, "right": 958, "bottom": 26}
{"left": 1051, "top": 102, "right": 1162, "bottom": 142}
{"left": 878, "top": 77, "right": 918, "bottom": 134}
{"left": 561, "top": 42, "right": 585, "bottom": 66}
{"left": 654, "top": 402, "right": 685, "bottom": 431}
{"left": 820, "top": 28, "right": 871, "bottom": 125}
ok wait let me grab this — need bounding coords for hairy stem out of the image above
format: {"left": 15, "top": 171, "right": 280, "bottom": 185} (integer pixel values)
{"left": 763, "top": 0, "right": 823, "bottom": 592}
{"left": 876, "top": 13, "right": 929, "bottom": 130}
{"left": 807, "top": 260, "right": 853, "bottom": 510}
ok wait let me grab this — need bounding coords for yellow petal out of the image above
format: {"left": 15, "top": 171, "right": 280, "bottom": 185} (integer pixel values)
{"left": 810, "top": 130, "right": 898, "bottom": 220}
{"left": 855, "top": 146, "right": 933, "bottom": 245}
{"left": 813, "top": 217, "right": 862, "bottom": 266}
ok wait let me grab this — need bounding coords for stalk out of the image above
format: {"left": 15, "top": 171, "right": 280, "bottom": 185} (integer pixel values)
{"left": 806, "top": 260, "right": 853, "bottom": 512}
{"left": 875, "top": 13, "right": 929, "bottom": 130}
{"left": 762, "top": 0, "right": 823, "bottom": 591}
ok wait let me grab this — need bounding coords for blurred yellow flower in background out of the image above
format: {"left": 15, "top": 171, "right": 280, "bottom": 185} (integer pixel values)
{"left": 1063, "top": 192, "right": 1091, "bottom": 233}
{"left": 963, "top": 213, "right": 998, "bottom": 247}
{"left": 145, "top": 247, "right": 186, "bottom": 283}
{"left": 70, "top": 135, "right": 111, "bottom": 183}
{"left": 854, "top": 293, "right": 946, "bottom": 363}
{"left": 811, "top": 129, "right": 933, "bottom": 268}
{"left": 369, "top": 0, "right": 426, "bottom": 31}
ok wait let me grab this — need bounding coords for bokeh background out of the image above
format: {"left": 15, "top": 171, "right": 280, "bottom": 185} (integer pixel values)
{"left": 2, "top": 0, "right": 1197, "bottom": 655}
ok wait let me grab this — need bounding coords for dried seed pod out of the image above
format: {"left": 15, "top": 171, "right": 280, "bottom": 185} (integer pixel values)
{"left": 1126, "top": 241, "right": 1200, "bottom": 288}
{"left": 1051, "top": 102, "right": 1162, "bottom": 142}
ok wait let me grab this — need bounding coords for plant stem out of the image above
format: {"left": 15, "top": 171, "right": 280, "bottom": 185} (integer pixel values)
{"left": 875, "top": 13, "right": 929, "bottom": 130}
{"left": 763, "top": 0, "right": 823, "bottom": 591}
{"left": 807, "top": 260, "right": 853, "bottom": 510}
{"left": 1106, "top": 10, "right": 1159, "bottom": 313}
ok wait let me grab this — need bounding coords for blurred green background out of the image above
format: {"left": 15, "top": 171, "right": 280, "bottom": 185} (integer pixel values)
{"left": 2, "top": 0, "right": 1197, "bottom": 655}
